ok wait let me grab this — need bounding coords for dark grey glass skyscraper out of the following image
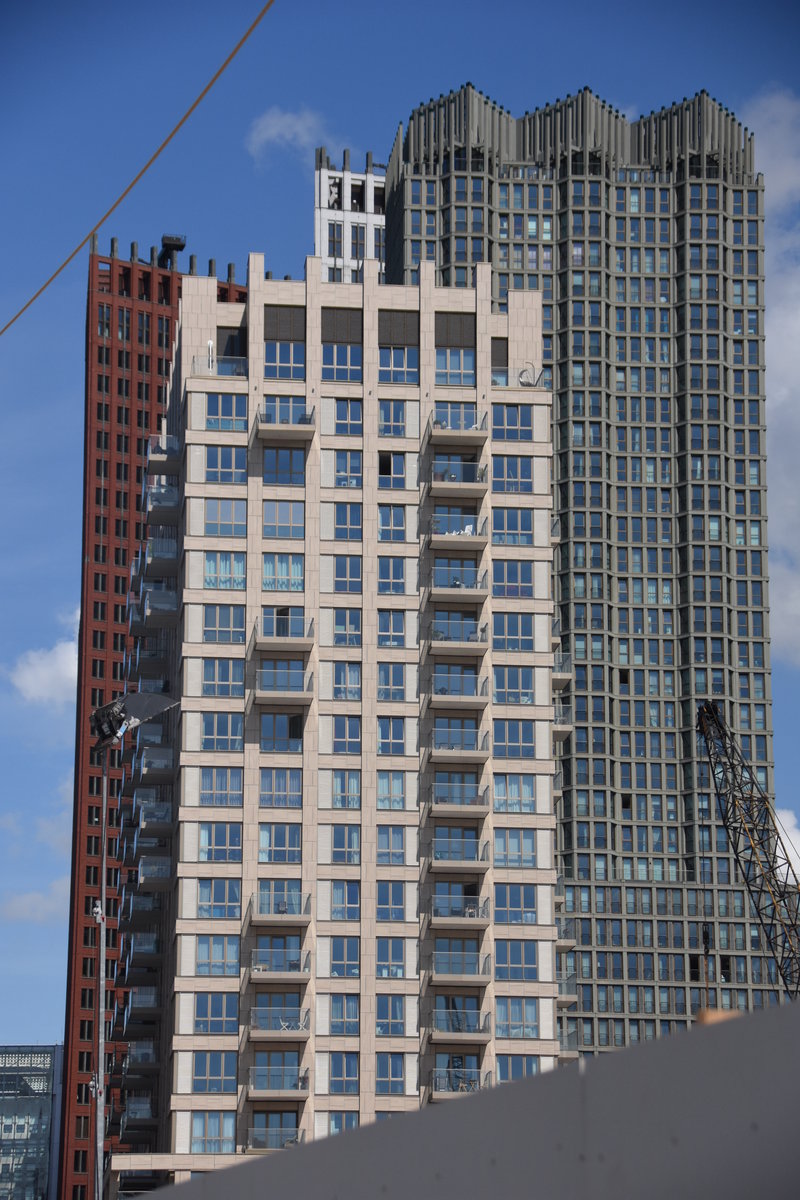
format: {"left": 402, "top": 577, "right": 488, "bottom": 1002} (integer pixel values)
{"left": 385, "top": 85, "right": 776, "bottom": 1053}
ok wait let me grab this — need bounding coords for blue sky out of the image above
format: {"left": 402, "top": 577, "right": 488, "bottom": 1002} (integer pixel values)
{"left": 0, "top": 0, "right": 798, "bottom": 1044}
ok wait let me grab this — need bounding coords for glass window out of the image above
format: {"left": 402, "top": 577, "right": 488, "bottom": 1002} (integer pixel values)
{"left": 259, "top": 767, "right": 302, "bottom": 808}
{"left": 495, "top": 939, "right": 538, "bottom": 980}
{"left": 329, "top": 1052, "right": 359, "bottom": 1093}
{"left": 204, "top": 551, "right": 246, "bottom": 591}
{"left": 375, "top": 1052, "right": 404, "bottom": 1094}
{"left": 263, "top": 500, "right": 304, "bottom": 539}
{"left": 202, "top": 712, "right": 243, "bottom": 751}
{"left": 202, "top": 658, "right": 244, "bottom": 697}
{"left": 194, "top": 992, "right": 238, "bottom": 1034}
{"left": 200, "top": 766, "right": 243, "bottom": 807}
{"left": 333, "top": 715, "right": 361, "bottom": 753}
{"left": 377, "top": 826, "right": 405, "bottom": 865}
{"left": 206, "top": 445, "right": 246, "bottom": 483}
{"left": 199, "top": 822, "right": 242, "bottom": 862}
{"left": 262, "top": 553, "right": 304, "bottom": 592}
{"left": 377, "top": 610, "right": 404, "bottom": 647}
{"left": 205, "top": 499, "right": 246, "bottom": 537}
{"left": 259, "top": 823, "right": 302, "bottom": 864}
{"left": 377, "top": 770, "right": 405, "bottom": 809}
{"left": 263, "top": 447, "right": 305, "bottom": 486}
{"left": 334, "top": 608, "right": 361, "bottom": 646}
{"left": 260, "top": 713, "right": 303, "bottom": 752}
{"left": 206, "top": 394, "right": 246, "bottom": 431}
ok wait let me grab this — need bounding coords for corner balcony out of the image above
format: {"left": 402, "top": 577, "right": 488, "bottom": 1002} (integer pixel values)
{"left": 552, "top": 651, "right": 572, "bottom": 690}
{"left": 427, "top": 515, "right": 488, "bottom": 552}
{"left": 249, "top": 616, "right": 315, "bottom": 657}
{"left": 551, "top": 615, "right": 562, "bottom": 649}
{"left": 428, "top": 462, "right": 488, "bottom": 500}
{"left": 558, "top": 1025, "right": 580, "bottom": 1060}
{"left": 137, "top": 855, "right": 172, "bottom": 891}
{"left": 556, "top": 917, "right": 577, "bottom": 948}
{"left": 255, "top": 403, "right": 315, "bottom": 443}
{"left": 428, "top": 897, "right": 491, "bottom": 931}
{"left": 120, "top": 933, "right": 161, "bottom": 985}
{"left": 248, "top": 1008, "right": 310, "bottom": 1042}
{"left": 131, "top": 790, "right": 173, "bottom": 836}
{"left": 247, "top": 1066, "right": 309, "bottom": 1102}
{"left": 248, "top": 668, "right": 314, "bottom": 712}
{"left": 135, "top": 745, "right": 174, "bottom": 785}
{"left": 552, "top": 769, "right": 564, "bottom": 796}
{"left": 427, "top": 838, "right": 490, "bottom": 874}
{"left": 121, "top": 1041, "right": 159, "bottom": 1083}
{"left": 245, "top": 892, "right": 312, "bottom": 929}
{"left": 142, "top": 588, "right": 179, "bottom": 629}
{"left": 425, "top": 620, "right": 489, "bottom": 660}
{"left": 550, "top": 515, "right": 561, "bottom": 545}
{"left": 426, "top": 407, "right": 489, "bottom": 447}
{"left": 245, "top": 949, "right": 312, "bottom": 987}
{"left": 429, "top": 1069, "right": 491, "bottom": 1098}
{"left": 429, "top": 1011, "right": 492, "bottom": 1044}
{"left": 427, "top": 673, "right": 489, "bottom": 711}
{"left": 122, "top": 987, "right": 161, "bottom": 1037}
{"left": 146, "top": 434, "right": 181, "bottom": 473}
{"left": 246, "top": 1128, "right": 304, "bottom": 1153}
{"left": 428, "top": 729, "right": 490, "bottom": 766}
{"left": 191, "top": 354, "right": 248, "bottom": 378}
{"left": 429, "top": 951, "right": 492, "bottom": 987}
{"left": 427, "top": 785, "right": 491, "bottom": 819}
{"left": 120, "top": 1094, "right": 157, "bottom": 1144}
{"left": 133, "top": 637, "right": 169, "bottom": 678}
{"left": 553, "top": 703, "right": 574, "bottom": 740}
{"left": 426, "top": 566, "right": 489, "bottom": 605}
{"left": 144, "top": 482, "right": 180, "bottom": 525}
{"left": 119, "top": 889, "right": 162, "bottom": 930}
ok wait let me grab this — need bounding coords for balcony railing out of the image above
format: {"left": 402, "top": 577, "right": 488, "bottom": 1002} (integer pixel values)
{"left": 431, "top": 730, "right": 488, "bottom": 753}
{"left": 251, "top": 949, "right": 310, "bottom": 975}
{"left": 144, "top": 483, "right": 179, "bottom": 515}
{"left": 250, "top": 1008, "right": 310, "bottom": 1033}
{"left": 554, "top": 704, "right": 573, "bottom": 726}
{"left": 557, "top": 971, "right": 578, "bottom": 995}
{"left": 191, "top": 354, "right": 248, "bottom": 377}
{"left": 556, "top": 917, "right": 576, "bottom": 941}
{"left": 256, "top": 615, "right": 314, "bottom": 642}
{"left": 496, "top": 1020, "right": 541, "bottom": 1039}
{"left": 559, "top": 1028, "right": 579, "bottom": 1052}
{"left": 147, "top": 433, "right": 180, "bottom": 460}
{"left": 126, "top": 1041, "right": 158, "bottom": 1068}
{"left": 431, "top": 897, "right": 490, "bottom": 920}
{"left": 430, "top": 620, "right": 488, "bottom": 645}
{"left": 430, "top": 463, "right": 487, "bottom": 485}
{"left": 431, "top": 952, "right": 490, "bottom": 978}
{"left": 431, "top": 1011, "right": 490, "bottom": 1035}
{"left": 430, "top": 566, "right": 488, "bottom": 591}
{"left": 128, "top": 987, "right": 159, "bottom": 1011}
{"left": 432, "top": 839, "right": 489, "bottom": 863}
{"left": 431, "top": 1069, "right": 488, "bottom": 1093}
{"left": 247, "top": 1128, "right": 303, "bottom": 1151}
{"left": 138, "top": 857, "right": 171, "bottom": 883}
{"left": 430, "top": 785, "right": 488, "bottom": 809}
{"left": 124, "top": 1095, "right": 153, "bottom": 1120}
{"left": 258, "top": 403, "right": 315, "bottom": 429}
{"left": 431, "top": 673, "right": 486, "bottom": 699}
{"left": 553, "top": 651, "right": 572, "bottom": 674}
{"left": 249, "top": 1067, "right": 308, "bottom": 1092}
{"left": 429, "top": 515, "right": 488, "bottom": 538}
{"left": 256, "top": 668, "right": 313, "bottom": 693}
{"left": 429, "top": 406, "right": 488, "bottom": 434}
{"left": 253, "top": 891, "right": 311, "bottom": 918}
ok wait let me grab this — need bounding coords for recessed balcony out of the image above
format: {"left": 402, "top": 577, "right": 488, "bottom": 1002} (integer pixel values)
{"left": 429, "top": 951, "right": 492, "bottom": 986}
{"left": 428, "top": 729, "right": 490, "bottom": 766}
{"left": 255, "top": 403, "right": 315, "bottom": 442}
{"left": 426, "top": 673, "right": 489, "bottom": 711}
{"left": 245, "top": 892, "right": 312, "bottom": 929}
{"left": 427, "top": 786, "right": 491, "bottom": 819}
{"left": 429, "top": 1068, "right": 491, "bottom": 1098}
{"left": 428, "top": 461, "right": 488, "bottom": 500}
{"left": 248, "top": 1007, "right": 310, "bottom": 1042}
{"left": 427, "top": 515, "right": 488, "bottom": 552}
{"left": 428, "top": 897, "right": 491, "bottom": 931}
{"left": 427, "top": 838, "right": 490, "bottom": 873}
{"left": 427, "top": 566, "right": 489, "bottom": 605}
{"left": 425, "top": 620, "right": 488, "bottom": 659}
{"left": 249, "top": 616, "right": 315, "bottom": 657}
{"left": 247, "top": 1066, "right": 309, "bottom": 1102}
{"left": 248, "top": 668, "right": 314, "bottom": 712}
{"left": 429, "top": 1011, "right": 492, "bottom": 1043}
{"left": 247, "top": 949, "right": 312, "bottom": 986}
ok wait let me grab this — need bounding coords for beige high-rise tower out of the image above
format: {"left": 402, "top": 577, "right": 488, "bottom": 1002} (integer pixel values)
{"left": 110, "top": 255, "right": 564, "bottom": 1190}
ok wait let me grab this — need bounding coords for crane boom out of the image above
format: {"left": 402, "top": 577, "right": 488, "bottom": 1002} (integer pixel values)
{"left": 696, "top": 700, "right": 800, "bottom": 1000}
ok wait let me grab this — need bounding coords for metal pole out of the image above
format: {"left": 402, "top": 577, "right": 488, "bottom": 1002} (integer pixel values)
{"left": 94, "top": 745, "right": 109, "bottom": 1200}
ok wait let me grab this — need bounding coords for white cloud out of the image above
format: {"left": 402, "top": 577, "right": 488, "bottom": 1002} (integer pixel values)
{"left": 35, "top": 773, "right": 73, "bottom": 859}
{"left": 245, "top": 106, "right": 350, "bottom": 167}
{"left": 775, "top": 809, "right": 800, "bottom": 877}
{"left": 0, "top": 875, "right": 70, "bottom": 924}
{"left": 740, "top": 88, "right": 800, "bottom": 668}
{"left": 9, "top": 634, "right": 77, "bottom": 705}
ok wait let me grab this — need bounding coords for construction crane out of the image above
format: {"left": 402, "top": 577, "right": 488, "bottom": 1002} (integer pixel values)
{"left": 696, "top": 700, "right": 800, "bottom": 1000}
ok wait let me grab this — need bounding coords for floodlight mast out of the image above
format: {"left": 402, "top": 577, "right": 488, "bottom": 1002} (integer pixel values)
{"left": 88, "top": 694, "right": 177, "bottom": 1200}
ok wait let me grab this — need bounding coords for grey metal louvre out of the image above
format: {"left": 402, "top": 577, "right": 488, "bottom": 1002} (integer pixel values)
{"left": 435, "top": 312, "right": 475, "bottom": 348}
{"left": 264, "top": 305, "right": 306, "bottom": 342}
{"left": 378, "top": 310, "right": 419, "bottom": 346}
{"left": 321, "top": 308, "right": 363, "bottom": 344}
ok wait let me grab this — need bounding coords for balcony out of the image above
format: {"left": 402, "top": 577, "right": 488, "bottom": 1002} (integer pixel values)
{"left": 428, "top": 462, "right": 488, "bottom": 500}
{"left": 428, "top": 729, "right": 490, "bottom": 766}
{"left": 135, "top": 745, "right": 174, "bottom": 784}
{"left": 137, "top": 856, "right": 171, "bottom": 891}
{"left": 430, "top": 1069, "right": 491, "bottom": 1098}
{"left": 256, "top": 404, "right": 315, "bottom": 443}
{"left": 427, "top": 673, "right": 488, "bottom": 711}
{"left": 553, "top": 769, "right": 564, "bottom": 795}
{"left": 122, "top": 1042, "right": 159, "bottom": 1082}
{"left": 557, "top": 970, "right": 578, "bottom": 1005}
{"left": 120, "top": 1094, "right": 157, "bottom": 1143}
{"left": 556, "top": 917, "right": 577, "bottom": 946}
{"left": 429, "top": 897, "right": 491, "bottom": 931}
{"left": 134, "top": 638, "right": 169, "bottom": 678}
{"left": 427, "top": 515, "right": 488, "bottom": 551}
{"left": 558, "top": 1026, "right": 580, "bottom": 1058}
{"left": 428, "top": 785, "right": 491, "bottom": 818}
{"left": 246, "top": 892, "right": 312, "bottom": 928}
{"left": 553, "top": 704, "right": 574, "bottom": 740}
{"left": 248, "top": 949, "right": 311, "bottom": 985}
{"left": 120, "top": 889, "right": 162, "bottom": 930}
{"left": 248, "top": 1008, "right": 311, "bottom": 1041}
{"left": 144, "top": 482, "right": 180, "bottom": 524}
{"left": 427, "top": 566, "right": 489, "bottom": 604}
{"left": 142, "top": 589, "right": 178, "bottom": 629}
{"left": 246, "top": 1128, "right": 304, "bottom": 1152}
{"left": 131, "top": 792, "right": 173, "bottom": 836}
{"left": 249, "top": 668, "right": 314, "bottom": 711}
{"left": 147, "top": 434, "right": 181, "bottom": 472}
{"left": 551, "top": 615, "right": 562, "bottom": 649}
{"left": 249, "top": 616, "right": 315, "bottom": 656}
{"left": 550, "top": 515, "right": 561, "bottom": 544}
{"left": 144, "top": 537, "right": 178, "bottom": 577}
{"left": 191, "top": 354, "right": 248, "bottom": 378}
{"left": 428, "top": 839, "right": 490, "bottom": 872}
{"left": 429, "top": 951, "right": 492, "bottom": 985}
{"left": 122, "top": 987, "right": 161, "bottom": 1036}
{"left": 425, "top": 620, "right": 488, "bottom": 659}
{"left": 247, "top": 1066, "right": 309, "bottom": 1101}
{"left": 429, "top": 1011, "right": 492, "bottom": 1043}
{"left": 552, "top": 651, "right": 572, "bottom": 690}
{"left": 427, "top": 407, "right": 489, "bottom": 447}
